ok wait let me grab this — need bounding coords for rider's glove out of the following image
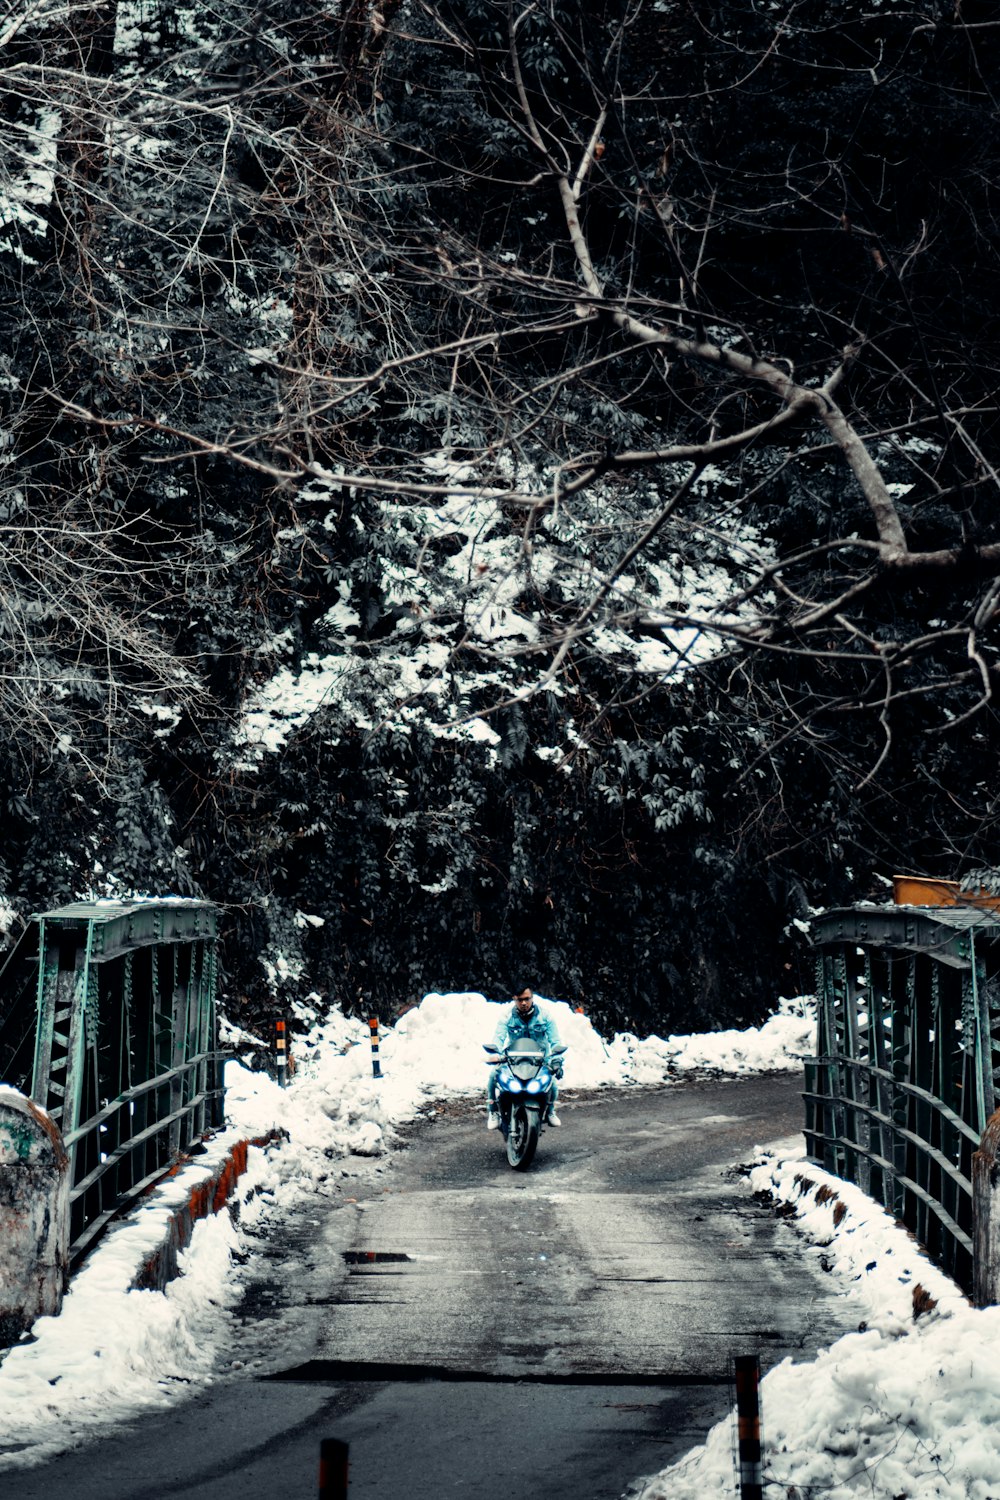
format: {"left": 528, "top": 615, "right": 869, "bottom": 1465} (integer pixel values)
{"left": 550, "top": 1060, "right": 564, "bottom": 1078}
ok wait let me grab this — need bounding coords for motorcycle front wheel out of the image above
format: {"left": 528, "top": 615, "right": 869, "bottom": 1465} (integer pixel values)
{"left": 506, "top": 1105, "right": 539, "bottom": 1170}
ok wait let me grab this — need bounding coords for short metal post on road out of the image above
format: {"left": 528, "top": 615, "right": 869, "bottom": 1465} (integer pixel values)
{"left": 734, "top": 1354, "right": 763, "bottom": 1500}
{"left": 368, "top": 1017, "right": 382, "bottom": 1078}
{"left": 275, "top": 1018, "right": 288, "bottom": 1087}
{"left": 319, "top": 1438, "right": 349, "bottom": 1498}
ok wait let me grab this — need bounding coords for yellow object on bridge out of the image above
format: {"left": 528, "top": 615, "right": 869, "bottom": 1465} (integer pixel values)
{"left": 892, "top": 875, "right": 1000, "bottom": 912}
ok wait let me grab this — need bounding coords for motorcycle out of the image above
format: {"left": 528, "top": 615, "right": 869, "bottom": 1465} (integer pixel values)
{"left": 483, "top": 1036, "right": 567, "bottom": 1169}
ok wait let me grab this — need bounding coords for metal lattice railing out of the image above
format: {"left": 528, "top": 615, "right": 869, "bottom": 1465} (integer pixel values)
{"left": 805, "top": 904, "right": 1000, "bottom": 1295}
{"left": 0, "top": 899, "right": 224, "bottom": 1263}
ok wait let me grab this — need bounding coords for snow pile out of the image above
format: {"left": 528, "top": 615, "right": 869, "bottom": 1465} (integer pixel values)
{"left": 643, "top": 993, "right": 813, "bottom": 1080}
{"left": 223, "top": 990, "right": 814, "bottom": 1161}
{"left": 0, "top": 1206, "right": 241, "bottom": 1468}
{"left": 632, "top": 1156, "right": 990, "bottom": 1500}
{"left": 347, "top": 989, "right": 809, "bottom": 1100}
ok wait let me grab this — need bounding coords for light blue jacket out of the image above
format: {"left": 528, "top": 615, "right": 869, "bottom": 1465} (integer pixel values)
{"left": 492, "top": 1001, "right": 562, "bottom": 1059}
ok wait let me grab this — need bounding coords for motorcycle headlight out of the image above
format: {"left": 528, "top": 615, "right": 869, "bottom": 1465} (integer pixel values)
{"left": 526, "top": 1079, "right": 542, "bottom": 1093}
{"left": 507, "top": 1078, "right": 523, "bottom": 1093}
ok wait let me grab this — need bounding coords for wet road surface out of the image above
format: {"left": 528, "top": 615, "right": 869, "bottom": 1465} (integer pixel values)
{"left": 7, "top": 1073, "right": 858, "bottom": 1499}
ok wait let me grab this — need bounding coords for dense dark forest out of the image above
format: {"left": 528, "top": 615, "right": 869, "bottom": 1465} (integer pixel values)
{"left": 1, "top": 0, "right": 999, "bottom": 1036}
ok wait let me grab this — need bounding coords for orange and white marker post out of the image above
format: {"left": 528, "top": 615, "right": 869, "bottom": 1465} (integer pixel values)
{"left": 368, "top": 1017, "right": 382, "bottom": 1078}
{"left": 275, "top": 1018, "right": 288, "bottom": 1087}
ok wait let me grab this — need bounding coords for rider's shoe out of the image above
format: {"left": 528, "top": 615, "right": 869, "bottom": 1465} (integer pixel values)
{"left": 547, "top": 1108, "right": 562, "bottom": 1127}
{"left": 486, "top": 1109, "right": 500, "bottom": 1130}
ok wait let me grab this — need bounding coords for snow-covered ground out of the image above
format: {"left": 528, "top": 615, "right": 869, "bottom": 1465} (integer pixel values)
{"left": 636, "top": 1159, "right": 978, "bottom": 1500}
{"left": 0, "top": 991, "right": 991, "bottom": 1497}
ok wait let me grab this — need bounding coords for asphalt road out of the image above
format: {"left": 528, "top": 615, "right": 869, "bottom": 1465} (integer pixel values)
{"left": 8, "top": 1073, "right": 856, "bottom": 1500}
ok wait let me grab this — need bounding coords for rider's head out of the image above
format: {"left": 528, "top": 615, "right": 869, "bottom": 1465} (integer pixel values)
{"left": 512, "top": 987, "right": 535, "bottom": 1016}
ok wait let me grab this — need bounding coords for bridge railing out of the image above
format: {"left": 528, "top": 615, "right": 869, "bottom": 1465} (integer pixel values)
{"left": 805, "top": 902, "right": 1000, "bottom": 1296}
{"left": 0, "top": 899, "right": 224, "bottom": 1263}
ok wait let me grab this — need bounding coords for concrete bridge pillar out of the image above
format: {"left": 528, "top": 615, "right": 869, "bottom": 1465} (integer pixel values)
{"left": 0, "top": 1087, "right": 70, "bottom": 1345}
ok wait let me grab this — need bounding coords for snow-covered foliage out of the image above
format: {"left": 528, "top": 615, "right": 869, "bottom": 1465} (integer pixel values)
{"left": 1, "top": 0, "right": 1000, "bottom": 1045}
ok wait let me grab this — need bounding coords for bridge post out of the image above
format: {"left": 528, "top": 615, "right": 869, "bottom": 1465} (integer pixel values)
{"left": 319, "top": 1438, "right": 349, "bottom": 1498}
{"left": 733, "top": 1354, "right": 764, "bottom": 1500}
{"left": 0, "top": 1088, "right": 70, "bottom": 1345}
{"left": 973, "top": 1108, "right": 1000, "bottom": 1307}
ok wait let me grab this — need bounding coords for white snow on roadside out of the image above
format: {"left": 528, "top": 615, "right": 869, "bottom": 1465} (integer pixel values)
{"left": 2, "top": 988, "right": 991, "bottom": 1499}
{"left": 220, "top": 991, "right": 815, "bottom": 1174}
{"left": 0, "top": 1139, "right": 251, "bottom": 1467}
{"left": 631, "top": 1157, "right": 986, "bottom": 1500}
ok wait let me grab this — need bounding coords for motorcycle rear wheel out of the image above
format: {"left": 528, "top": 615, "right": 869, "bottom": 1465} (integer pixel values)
{"left": 506, "top": 1105, "right": 539, "bottom": 1170}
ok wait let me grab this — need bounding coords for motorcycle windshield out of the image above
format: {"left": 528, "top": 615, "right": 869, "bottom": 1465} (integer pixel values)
{"left": 506, "top": 1037, "right": 545, "bottom": 1081}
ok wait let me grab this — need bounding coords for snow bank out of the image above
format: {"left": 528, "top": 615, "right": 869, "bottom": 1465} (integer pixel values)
{"left": 0, "top": 1207, "right": 242, "bottom": 1468}
{"left": 225, "top": 990, "right": 813, "bottom": 1162}
{"left": 632, "top": 1155, "right": 990, "bottom": 1500}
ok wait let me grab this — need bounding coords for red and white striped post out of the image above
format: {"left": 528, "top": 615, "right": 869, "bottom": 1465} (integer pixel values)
{"left": 368, "top": 1017, "right": 382, "bottom": 1079}
{"left": 734, "top": 1354, "right": 764, "bottom": 1500}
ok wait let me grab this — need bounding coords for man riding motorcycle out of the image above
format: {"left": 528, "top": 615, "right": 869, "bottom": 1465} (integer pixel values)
{"left": 486, "top": 986, "right": 563, "bottom": 1129}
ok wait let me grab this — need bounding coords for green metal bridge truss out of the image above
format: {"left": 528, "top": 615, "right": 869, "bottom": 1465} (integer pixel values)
{"left": 0, "top": 899, "right": 223, "bottom": 1262}
{"left": 807, "top": 904, "right": 1000, "bottom": 1295}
